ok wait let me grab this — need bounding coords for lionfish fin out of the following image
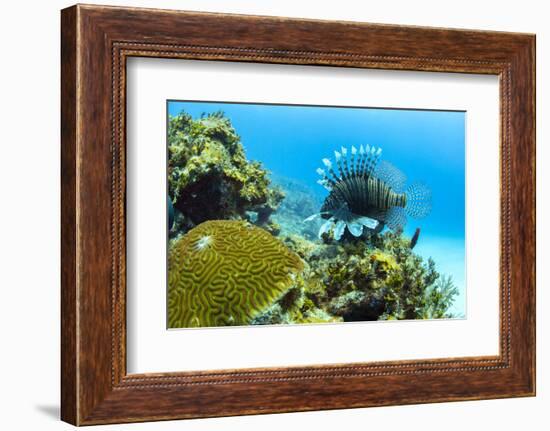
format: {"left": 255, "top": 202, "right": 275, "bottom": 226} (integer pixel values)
{"left": 357, "top": 144, "right": 366, "bottom": 174}
{"left": 333, "top": 220, "right": 346, "bottom": 240}
{"left": 385, "top": 206, "right": 407, "bottom": 232}
{"left": 304, "top": 213, "right": 320, "bottom": 222}
{"left": 316, "top": 179, "right": 332, "bottom": 190}
{"left": 321, "top": 145, "right": 383, "bottom": 181}
{"left": 350, "top": 146, "right": 357, "bottom": 175}
{"left": 355, "top": 216, "right": 379, "bottom": 230}
{"left": 374, "top": 160, "right": 407, "bottom": 192}
{"left": 319, "top": 158, "right": 341, "bottom": 183}
{"left": 346, "top": 221, "right": 363, "bottom": 237}
{"left": 316, "top": 167, "right": 336, "bottom": 188}
{"left": 339, "top": 146, "right": 352, "bottom": 179}
{"left": 304, "top": 211, "right": 331, "bottom": 223}
{"left": 405, "top": 181, "right": 432, "bottom": 218}
{"left": 357, "top": 145, "right": 382, "bottom": 177}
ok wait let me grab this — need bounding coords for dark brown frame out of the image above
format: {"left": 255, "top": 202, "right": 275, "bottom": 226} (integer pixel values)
{"left": 61, "top": 4, "right": 536, "bottom": 426}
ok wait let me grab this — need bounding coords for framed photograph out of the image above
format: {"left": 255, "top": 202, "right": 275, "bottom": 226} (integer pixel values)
{"left": 61, "top": 4, "right": 535, "bottom": 425}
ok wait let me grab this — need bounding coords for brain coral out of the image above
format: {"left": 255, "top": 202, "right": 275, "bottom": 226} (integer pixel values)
{"left": 168, "top": 220, "right": 304, "bottom": 328}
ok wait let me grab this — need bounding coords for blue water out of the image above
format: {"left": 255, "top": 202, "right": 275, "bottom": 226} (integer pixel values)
{"left": 168, "top": 101, "right": 466, "bottom": 317}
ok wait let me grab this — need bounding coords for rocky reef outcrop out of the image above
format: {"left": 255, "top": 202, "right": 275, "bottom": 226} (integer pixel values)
{"left": 168, "top": 111, "right": 284, "bottom": 237}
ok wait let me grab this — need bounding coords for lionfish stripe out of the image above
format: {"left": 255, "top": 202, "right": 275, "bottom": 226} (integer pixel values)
{"left": 345, "top": 158, "right": 352, "bottom": 178}
{"left": 360, "top": 176, "right": 367, "bottom": 210}
{"left": 358, "top": 145, "right": 365, "bottom": 172}
{"left": 360, "top": 154, "right": 369, "bottom": 175}
{"left": 368, "top": 150, "right": 380, "bottom": 176}
{"left": 336, "top": 160, "right": 346, "bottom": 180}
{"left": 339, "top": 159, "right": 346, "bottom": 179}
{"left": 339, "top": 180, "right": 354, "bottom": 206}
{"left": 368, "top": 177, "right": 375, "bottom": 207}
{"left": 341, "top": 150, "right": 351, "bottom": 178}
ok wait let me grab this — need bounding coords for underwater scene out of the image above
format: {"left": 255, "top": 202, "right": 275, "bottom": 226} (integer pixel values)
{"left": 167, "top": 101, "right": 466, "bottom": 329}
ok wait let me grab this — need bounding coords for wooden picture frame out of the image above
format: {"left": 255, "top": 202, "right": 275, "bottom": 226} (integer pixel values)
{"left": 61, "top": 4, "right": 535, "bottom": 426}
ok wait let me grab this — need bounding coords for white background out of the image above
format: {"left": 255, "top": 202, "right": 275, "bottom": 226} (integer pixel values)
{"left": 0, "top": 0, "right": 546, "bottom": 430}
{"left": 127, "top": 59, "right": 499, "bottom": 373}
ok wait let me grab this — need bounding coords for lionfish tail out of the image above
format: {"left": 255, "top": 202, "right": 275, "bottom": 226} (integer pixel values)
{"left": 405, "top": 181, "right": 432, "bottom": 219}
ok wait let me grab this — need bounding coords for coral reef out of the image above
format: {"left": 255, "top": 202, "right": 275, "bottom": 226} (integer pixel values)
{"left": 253, "top": 230, "right": 458, "bottom": 324}
{"left": 168, "top": 220, "right": 304, "bottom": 328}
{"left": 166, "top": 110, "right": 458, "bottom": 327}
{"left": 168, "top": 111, "right": 284, "bottom": 236}
{"left": 420, "top": 274, "right": 459, "bottom": 319}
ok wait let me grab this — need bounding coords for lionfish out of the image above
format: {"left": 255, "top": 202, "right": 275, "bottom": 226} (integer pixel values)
{"left": 305, "top": 145, "right": 431, "bottom": 240}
